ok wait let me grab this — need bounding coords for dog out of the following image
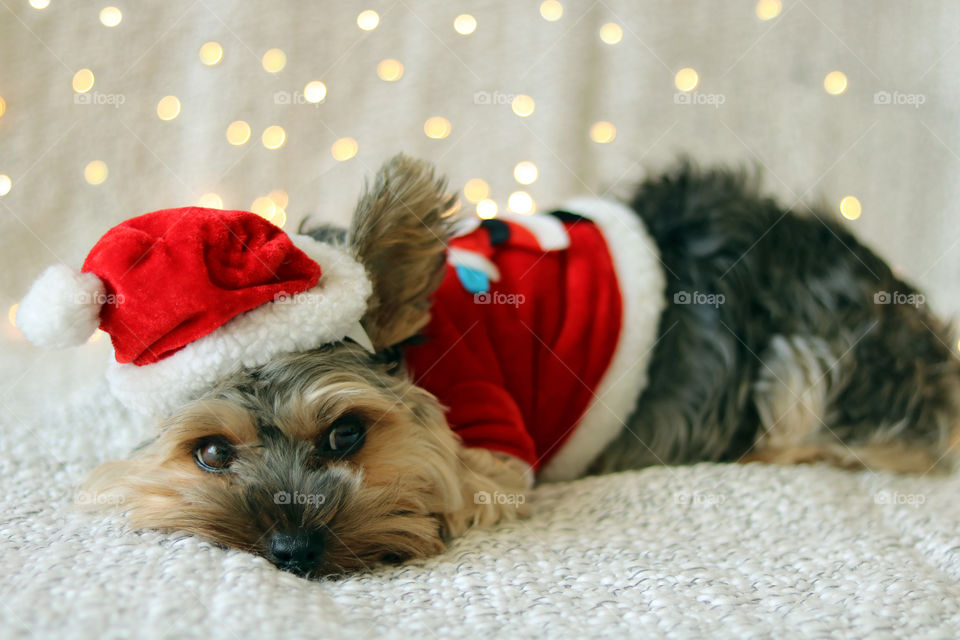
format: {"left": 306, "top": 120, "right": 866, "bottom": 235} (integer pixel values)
{"left": 17, "top": 155, "right": 960, "bottom": 577}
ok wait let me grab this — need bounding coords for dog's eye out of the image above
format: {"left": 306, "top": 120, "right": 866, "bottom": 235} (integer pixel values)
{"left": 194, "top": 437, "right": 237, "bottom": 472}
{"left": 321, "top": 417, "right": 366, "bottom": 458}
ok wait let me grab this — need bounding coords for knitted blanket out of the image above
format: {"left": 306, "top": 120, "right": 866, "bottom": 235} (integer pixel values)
{"left": 2, "top": 372, "right": 960, "bottom": 639}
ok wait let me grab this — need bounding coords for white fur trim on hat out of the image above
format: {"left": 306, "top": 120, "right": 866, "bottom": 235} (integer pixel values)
{"left": 538, "top": 198, "right": 667, "bottom": 482}
{"left": 105, "top": 236, "right": 373, "bottom": 417}
{"left": 17, "top": 264, "right": 105, "bottom": 349}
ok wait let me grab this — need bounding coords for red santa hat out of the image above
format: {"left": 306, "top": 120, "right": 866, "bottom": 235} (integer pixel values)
{"left": 15, "top": 207, "right": 373, "bottom": 416}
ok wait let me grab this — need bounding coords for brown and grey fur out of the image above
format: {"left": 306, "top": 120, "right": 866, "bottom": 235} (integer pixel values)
{"left": 81, "top": 156, "right": 960, "bottom": 577}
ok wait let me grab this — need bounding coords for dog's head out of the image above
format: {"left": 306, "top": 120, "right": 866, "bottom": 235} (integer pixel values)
{"left": 81, "top": 156, "right": 526, "bottom": 576}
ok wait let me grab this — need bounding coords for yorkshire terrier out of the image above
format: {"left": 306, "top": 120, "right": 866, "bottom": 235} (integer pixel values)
{"left": 17, "top": 155, "right": 960, "bottom": 577}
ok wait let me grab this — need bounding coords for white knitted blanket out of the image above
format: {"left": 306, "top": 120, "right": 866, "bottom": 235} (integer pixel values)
{"left": 3, "top": 372, "right": 960, "bottom": 639}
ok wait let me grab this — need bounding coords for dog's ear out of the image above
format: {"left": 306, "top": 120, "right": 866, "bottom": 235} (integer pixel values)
{"left": 349, "top": 154, "right": 456, "bottom": 350}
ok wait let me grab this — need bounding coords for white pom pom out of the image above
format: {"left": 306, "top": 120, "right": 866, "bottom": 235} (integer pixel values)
{"left": 16, "top": 265, "right": 105, "bottom": 348}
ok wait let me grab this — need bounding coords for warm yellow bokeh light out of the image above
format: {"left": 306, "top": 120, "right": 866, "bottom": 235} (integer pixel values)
{"left": 199, "top": 42, "right": 223, "bottom": 66}
{"left": 226, "top": 120, "right": 251, "bottom": 145}
{"left": 840, "top": 195, "right": 861, "bottom": 220}
{"left": 84, "top": 161, "right": 108, "bottom": 186}
{"left": 513, "top": 161, "right": 538, "bottom": 185}
{"left": 357, "top": 10, "right": 379, "bottom": 30}
{"left": 88, "top": 329, "right": 105, "bottom": 343}
{"left": 590, "top": 121, "right": 616, "bottom": 143}
{"left": 424, "top": 116, "right": 452, "bottom": 139}
{"left": 268, "top": 189, "right": 289, "bottom": 209}
{"left": 508, "top": 191, "right": 535, "bottom": 215}
{"left": 331, "top": 137, "right": 359, "bottom": 161}
{"left": 377, "top": 59, "right": 404, "bottom": 82}
{"left": 674, "top": 68, "right": 699, "bottom": 92}
{"left": 156, "top": 95, "right": 181, "bottom": 121}
{"left": 262, "top": 48, "right": 286, "bottom": 73}
{"left": 72, "top": 69, "right": 95, "bottom": 94}
{"left": 477, "top": 199, "right": 498, "bottom": 219}
{"left": 9, "top": 303, "right": 19, "bottom": 329}
{"left": 0, "top": 174, "right": 11, "bottom": 196}
{"left": 251, "top": 197, "right": 277, "bottom": 218}
{"left": 454, "top": 14, "right": 477, "bottom": 35}
{"left": 304, "top": 81, "right": 327, "bottom": 103}
{"left": 755, "top": 0, "right": 782, "bottom": 20}
{"left": 463, "top": 178, "right": 490, "bottom": 204}
{"left": 197, "top": 193, "right": 223, "bottom": 209}
{"left": 540, "top": 0, "right": 563, "bottom": 21}
{"left": 824, "top": 71, "right": 848, "bottom": 95}
{"left": 269, "top": 208, "right": 287, "bottom": 228}
{"left": 29, "top": 0, "right": 49, "bottom": 9}
{"left": 99, "top": 6, "right": 122, "bottom": 27}
{"left": 599, "top": 23, "right": 623, "bottom": 45}
{"left": 262, "top": 125, "right": 286, "bottom": 150}
{"left": 0, "top": 97, "right": 5, "bottom": 118}
{"left": 511, "top": 94, "right": 535, "bottom": 117}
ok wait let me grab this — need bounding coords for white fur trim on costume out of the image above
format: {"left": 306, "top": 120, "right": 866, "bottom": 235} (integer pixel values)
{"left": 106, "top": 236, "right": 373, "bottom": 417}
{"left": 539, "top": 198, "right": 667, "bottom": 482}
{"left": 447, "top": 247, "right": 501, "bottom": 282}
{"left": 498, "top": 212, "right": 570, "bottom": 251}
{"left": 17, "top": 265, "right": 105, "bottom": 349}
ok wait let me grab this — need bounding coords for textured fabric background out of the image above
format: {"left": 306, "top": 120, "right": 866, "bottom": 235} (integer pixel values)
{"left": 3, "top": 1, "right": 960, "bottom": 638}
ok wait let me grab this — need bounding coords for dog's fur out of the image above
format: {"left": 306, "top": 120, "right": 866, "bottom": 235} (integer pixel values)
{"left": 81, "top": 156, "right": 960, "bottom": 577}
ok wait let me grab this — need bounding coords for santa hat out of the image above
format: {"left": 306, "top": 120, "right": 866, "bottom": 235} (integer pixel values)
{"left": 16, "top": 207, "right": 373, "bottom": 416}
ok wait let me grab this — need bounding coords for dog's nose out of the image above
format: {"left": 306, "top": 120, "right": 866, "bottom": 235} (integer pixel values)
{"left": 268, "top": 529, "right": 325, "bottom": 576}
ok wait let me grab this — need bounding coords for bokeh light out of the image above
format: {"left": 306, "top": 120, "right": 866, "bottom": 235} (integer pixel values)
{"left": 377, "top": 59, "right": 404, "bottom": 82}
{"left": 99, "top": 6, "right": 122, "bottom": 27}
{"left": 262, "top": 48, "right": 286, "bottom": 73}
{"left": 72, "top": 69, "right": 95, "bottom": 94}
{"left": 508, "top": 191, "right": 535, "bottom": 215}
{"left": 824, "top": 71, "right": 848, "bottom": 95}
{"left": 511, "top": 94, "right": 535, "bottom": 117}
{"left": 84, "top": 161, "right": 108, "bottom": 185}
{"left": 197, "top": 193, "right": 223, "bottom": 209}
{"left": 331, "top": 137, "right": 358, "bottom": 161}
{"left": 540, "top": 0, "right": 563, "bottom": 21}
{"left": 599, "top": 23, "right": 623, "bottom": 45}
{"left": 0, "top": 175, "right": 11, "bottom": 196}
{"left": 674, "top": 68, "right": 699, "bottom": 92}
{"left": 357, "top": 10, "right": 379, "bottom": 30}
{"left": 0, "top": 96, "right": 5, "bottom": 118}
{"left": 840, "top": 195, "right": 861, "bottom": 220}
{"left": 513, "top": 162, "right": 538, "bottom": 185}
{"left": 261, "top": 125, "right": 286, "bottom": 150}
{"left": 477, "top": 199, "right": 498, "bottom": 219}
{"left": 226, "top": 120, "right": 251, "bottom": 145}
{"left": 156, "top": 95, "right": 181, "bottom": 121}
{"left": 199, "top": 42, "right": 223, "bottom": 65}
{"left": 756, "top": 0, "right": 782, "bottom": 20}
{"left": 590, "top": 121, "right": 616, "bottom": 143}
{"left": 454, "top": 14, "right": 477, "bottom": 35}
{"left": 463, "top": 179, "right": 489, "bottom": 203}
{"left": 29, "top": 0, "right": 49, "bottom": 9}
{"left": 424, "top": 116, "right": 452, "bottom": 139}
{"left": 304, "top": 81, "right": 327, "bottom": 103}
